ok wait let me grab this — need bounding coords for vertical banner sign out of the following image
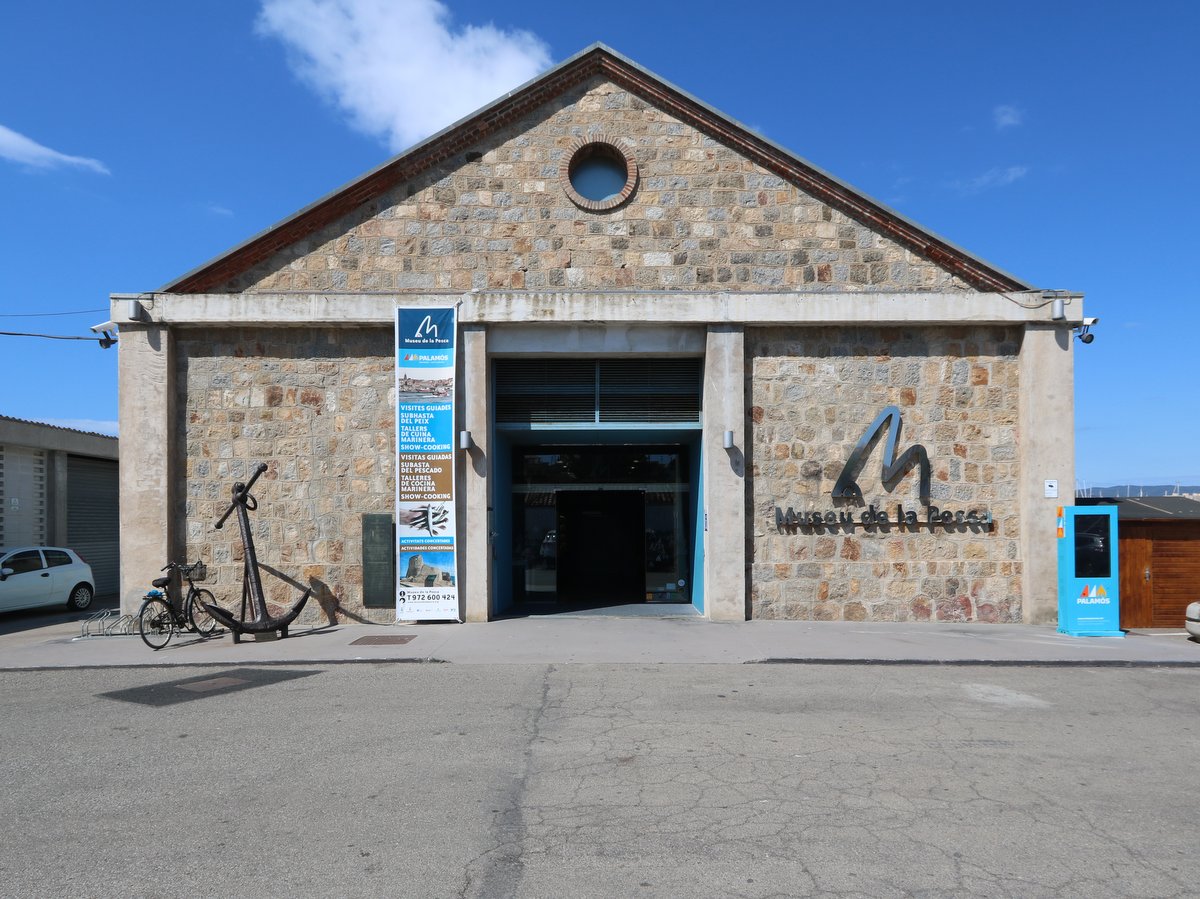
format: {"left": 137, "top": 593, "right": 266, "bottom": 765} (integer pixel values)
{"left": 395, "top": 307, "right": 460, "bottom": 620}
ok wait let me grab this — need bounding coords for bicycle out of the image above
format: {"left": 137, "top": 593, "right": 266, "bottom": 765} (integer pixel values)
{"left": 137, "top": 561, "right": 219, "bottom": 650}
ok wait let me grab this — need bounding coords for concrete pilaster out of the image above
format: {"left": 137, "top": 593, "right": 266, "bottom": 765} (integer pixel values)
{"left": 47, "top": 450, "right": 68, "bottom": 546}
{"left": 1018, "top": 324, "right": 1075, "bottom": 625}
{"left": 460, "top": 324, "right": 491, "bottom": 622}
{"left": 117, "top": 325, "right": 175, "bottom": 614}
{"left": 703, "top": 325, "right": 747, "bottom": 620}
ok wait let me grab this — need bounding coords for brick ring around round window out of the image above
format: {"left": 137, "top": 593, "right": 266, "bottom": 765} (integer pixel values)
{"left": 560, "top": 135, "right": 638, "bottom": 212}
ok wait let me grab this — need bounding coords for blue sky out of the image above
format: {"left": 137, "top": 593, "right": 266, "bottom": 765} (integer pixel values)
{"left": 1, "top": 1, "right": 1196, "bottom": 488}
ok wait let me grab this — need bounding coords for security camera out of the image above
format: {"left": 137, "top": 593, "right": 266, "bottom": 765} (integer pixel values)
{"left": 1074, "top": 317, "right": 1097, "bottom": 346}
{"left": 89, "top": 320, "right": 118, "bottom": 349}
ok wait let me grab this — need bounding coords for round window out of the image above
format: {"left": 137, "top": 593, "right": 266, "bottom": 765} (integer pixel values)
{"left": 561, "top": 137, "right": 637, "bottom": 211}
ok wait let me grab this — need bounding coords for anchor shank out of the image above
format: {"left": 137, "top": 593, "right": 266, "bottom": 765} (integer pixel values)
{"left": 235, "top": 490, "right": 270, "bottom": 622}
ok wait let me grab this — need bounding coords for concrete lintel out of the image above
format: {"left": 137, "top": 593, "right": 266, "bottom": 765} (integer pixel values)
{"left": 112, "top": 290, "right": 1086, "bottom": 328}
{"left": 488, "top": 323, "right": 706, "bottom": 355}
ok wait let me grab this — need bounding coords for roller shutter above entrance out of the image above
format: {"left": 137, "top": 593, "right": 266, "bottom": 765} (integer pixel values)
{"left": 66, "top": 455, "right": 119, "bottom": 596}
{"left": 495, "top": 358, "right": 702, "bottom": 425}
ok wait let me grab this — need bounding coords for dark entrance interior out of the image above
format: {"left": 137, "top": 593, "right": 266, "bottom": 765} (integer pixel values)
{"left": 556, "top": 490, "right": 645, "bottom": 603}
{"left": 505, "top": 443, "right": 694, "bottom": 613}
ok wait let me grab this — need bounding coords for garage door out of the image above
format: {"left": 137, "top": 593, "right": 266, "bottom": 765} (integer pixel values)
{"left": 67, "top": 455, "right": 120, "bottom": 596}
{"left": 1119, "top": 522, "right": 1200, "bottom": 628}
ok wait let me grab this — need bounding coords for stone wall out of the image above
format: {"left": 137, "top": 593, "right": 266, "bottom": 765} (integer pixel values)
{"left": 175, "top": 327, "right": 395, "bottom": 624}
{"left": 217, "top": 76, "right": 971, "bottom": 296}
{"left": 749, "top": 326, "right": 1023, "bottom": 622}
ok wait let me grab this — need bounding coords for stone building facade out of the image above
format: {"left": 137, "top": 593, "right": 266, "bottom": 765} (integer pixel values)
{"left": 116, "top": 45, "right": 1081, "bottom": 627}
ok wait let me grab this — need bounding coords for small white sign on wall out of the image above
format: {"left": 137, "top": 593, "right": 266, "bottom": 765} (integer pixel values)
{"left": 1044, "top": 480, "right": 1059, "bottom": 499}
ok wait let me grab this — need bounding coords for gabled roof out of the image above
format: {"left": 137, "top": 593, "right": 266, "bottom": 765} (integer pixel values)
{"left": 162, "top": 43, "right": 1033, "bottom": 295}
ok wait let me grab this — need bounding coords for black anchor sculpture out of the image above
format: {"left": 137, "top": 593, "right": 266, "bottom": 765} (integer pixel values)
{"left": 205, "top": 462, "right": 311, "bottom": 643}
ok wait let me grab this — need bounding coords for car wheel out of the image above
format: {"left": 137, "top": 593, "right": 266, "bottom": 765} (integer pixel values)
{"left": 67, "top": 583, "right": 94, "bottom": 611}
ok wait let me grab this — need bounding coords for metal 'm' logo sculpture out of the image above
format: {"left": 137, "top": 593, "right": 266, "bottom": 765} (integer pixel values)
{"left": 831, "top": 406, "right": 931, "bottom": 503}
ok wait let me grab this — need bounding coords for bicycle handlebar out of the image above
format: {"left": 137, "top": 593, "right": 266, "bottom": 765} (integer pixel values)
{"left": 159, "top": 560, "right": 204, "bottom": 575}
{"left": 215, "top": 462, "right": 269, "bottom": 529}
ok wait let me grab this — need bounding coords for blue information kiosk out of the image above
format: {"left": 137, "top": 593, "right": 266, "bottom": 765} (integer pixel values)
{"left": 1056, "top": 505, "right": 1123, "bottom": 637}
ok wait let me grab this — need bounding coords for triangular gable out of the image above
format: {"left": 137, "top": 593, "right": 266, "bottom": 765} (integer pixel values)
{"left": 162, "top": 43, "right": 1031, "bottom": 294}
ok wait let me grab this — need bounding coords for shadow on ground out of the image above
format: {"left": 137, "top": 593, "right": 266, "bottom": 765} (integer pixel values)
{"left": 0, "top": 594, "right": 119, "bottom": 637}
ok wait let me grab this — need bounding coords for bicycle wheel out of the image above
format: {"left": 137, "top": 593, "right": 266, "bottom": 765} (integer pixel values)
{"left": 188, "top": 588, "right": 218, "bottom": 637}
{"left": 138, "top": 598, "right": 175, "bottom": 650}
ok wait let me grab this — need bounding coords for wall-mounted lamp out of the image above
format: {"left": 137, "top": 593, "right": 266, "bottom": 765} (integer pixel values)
{"left": 459, "top": 430, "right": 473, "bottom": 450}
{"left": 1050, "top": 297, "right": 1065, "bottom": 321}
{"left": 723, "top": 429, "right": 735, "bottom": 449}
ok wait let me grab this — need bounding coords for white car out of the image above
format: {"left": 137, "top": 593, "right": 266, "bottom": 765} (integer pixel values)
{"left": 0, "top": 547, "right": 95, "bottom": 613}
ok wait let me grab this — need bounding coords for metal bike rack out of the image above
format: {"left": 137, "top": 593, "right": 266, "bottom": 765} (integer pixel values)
{"left": 78, "top": 609, "right": 138, "bottom": 639}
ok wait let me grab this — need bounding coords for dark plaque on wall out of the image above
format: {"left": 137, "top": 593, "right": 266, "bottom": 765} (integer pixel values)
{"left": 362, "top": 514, "right": 396, "bottom": 609}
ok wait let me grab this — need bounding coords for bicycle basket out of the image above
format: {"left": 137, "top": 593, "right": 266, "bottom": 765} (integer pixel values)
{"left": 185, "top": 561, "right": 208, "bottom": 581}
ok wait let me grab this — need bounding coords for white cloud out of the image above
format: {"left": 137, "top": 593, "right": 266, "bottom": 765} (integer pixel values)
{"left": 0, "top": 124, "right": 109, "bottom": 174}
{"left": 257, "top": 0, "right": 552, "bottom": 152}
{"left": 949, "top": 166, "right": 1028, "bottom": 195}
{"left": 993, "top": 104, "right": 1023, "bottom": 130}
{"left": 204, "top": 202, "right": 234, "bottom": 217}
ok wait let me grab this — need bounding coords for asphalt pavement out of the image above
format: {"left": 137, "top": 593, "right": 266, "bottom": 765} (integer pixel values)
{"left": 5, "top": 603, "right": 1199, "bottom": 898}
{"left": 2, "top": 662, "right": 1197, "bottom": 898}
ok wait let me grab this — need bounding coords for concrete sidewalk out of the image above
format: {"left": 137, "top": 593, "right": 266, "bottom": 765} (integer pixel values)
{"left": 2, "top": 614, "right": 1199, "bottom": 668}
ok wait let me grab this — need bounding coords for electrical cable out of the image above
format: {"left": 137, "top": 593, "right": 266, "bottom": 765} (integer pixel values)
{"left": 999, "top": 290, "right": 1077, "bottom": 310}
{"left": 0, "top": 330, "right": 111, "bottom": 342}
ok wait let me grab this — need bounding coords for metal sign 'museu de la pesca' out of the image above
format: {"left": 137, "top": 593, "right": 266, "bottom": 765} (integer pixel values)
{"left": 775, "top": 406, "right": 993, "bottom": 533}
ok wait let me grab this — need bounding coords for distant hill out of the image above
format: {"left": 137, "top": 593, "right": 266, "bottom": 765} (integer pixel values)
{"left": 1078, "top": 484, "right": 1200, "bottom": 498}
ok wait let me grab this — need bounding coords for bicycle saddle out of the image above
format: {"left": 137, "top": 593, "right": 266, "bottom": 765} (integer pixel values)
{"left": 152, "top": 576, "right": 171, "bottom": 588}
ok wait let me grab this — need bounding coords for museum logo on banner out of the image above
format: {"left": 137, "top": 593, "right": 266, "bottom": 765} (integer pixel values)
{"left": 396, "top": 307, "right": 459, "bottom": 620}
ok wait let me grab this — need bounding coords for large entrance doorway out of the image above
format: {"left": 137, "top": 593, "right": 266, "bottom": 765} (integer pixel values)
{"left": 505, "top": 444, "right": 696, "bottom": 613}
{"left": 491, "top": 356, "right": 705, "bottom": 616}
